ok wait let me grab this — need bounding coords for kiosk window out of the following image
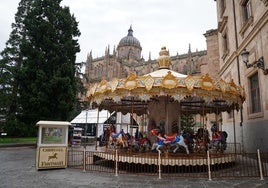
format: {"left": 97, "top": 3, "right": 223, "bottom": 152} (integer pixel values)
{"left": 41, "top": 128, "right": 64, "bottom": 144}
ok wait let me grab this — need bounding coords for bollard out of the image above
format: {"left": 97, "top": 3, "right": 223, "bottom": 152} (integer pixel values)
{"left": 207, "top": 150, "right": 212, "bottom": 181}
{"left": 257, "top": 149, "right": 264, "bottom": 180}
{"left": 158, "top": 150, "right": 161, "bottom": 179}
{"left": 115, "top": 149, "right": 118, "bottom": 176}
{"left": 83, "top": 147, "right": 86, "bottom": 172}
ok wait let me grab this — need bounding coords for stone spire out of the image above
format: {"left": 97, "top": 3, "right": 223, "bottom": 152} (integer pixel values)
{"left": 127, "top": 25, "right": 133, "bottom": 36}
{"left": 188, "top": 43, "right": 191, "bottom": 54}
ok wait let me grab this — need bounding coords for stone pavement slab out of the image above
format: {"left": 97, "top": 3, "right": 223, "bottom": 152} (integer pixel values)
{"left": 0, "top": 146, "right": 267, "bottom": 188}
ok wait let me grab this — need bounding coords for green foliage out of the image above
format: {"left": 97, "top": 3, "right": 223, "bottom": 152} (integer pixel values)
{"left": 180, "top": 114, "right": 196, "bottom": 134}
{"left": 0, "top": 0, "right": 81, "bottom": 136}
{"left": 0, "top": 137, "right": 37, "bottom": 144}
{"left": 2, "top": 114, "right": 37, "bottom": 137}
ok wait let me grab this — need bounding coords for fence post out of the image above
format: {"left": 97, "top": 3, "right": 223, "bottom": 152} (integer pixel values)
{"left": 83, "top": 147, "right": 86, "bottom": 172}
{"left": 115, "top": 149, "right": 118, "bottom": 176}
{"left": 207, "top": 150, "right": 212, "bottom": 181}
{"left": 257, "top": 149, "right": 264, "bottom": 180}
{"left": 67, "top": 147, "right": 71, "bottom": 167}
{"left": 158, "top": 150, "right": 161, "bottom": 179}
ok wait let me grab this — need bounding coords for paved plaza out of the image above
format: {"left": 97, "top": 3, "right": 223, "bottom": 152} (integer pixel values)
{"left": 0, "top": 146, "right": 268, "bottom": 188}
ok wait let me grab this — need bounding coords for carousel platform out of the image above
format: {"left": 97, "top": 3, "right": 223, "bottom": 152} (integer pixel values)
{"left": 92, "top": 148, "right": 235, "bottom": 167}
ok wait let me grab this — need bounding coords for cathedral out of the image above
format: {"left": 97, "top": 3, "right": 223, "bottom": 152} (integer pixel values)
{"left": 83, "top": 26, "right": 220, "bottom": 87}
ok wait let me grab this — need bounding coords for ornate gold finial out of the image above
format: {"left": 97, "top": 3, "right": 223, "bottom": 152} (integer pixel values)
{"left": 157, "top": 46, "right": 171, "bottom": 69}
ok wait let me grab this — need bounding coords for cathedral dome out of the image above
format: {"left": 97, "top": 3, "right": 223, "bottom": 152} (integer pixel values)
{"left": 118, "top": 26, "right": 142, "bottom": 49}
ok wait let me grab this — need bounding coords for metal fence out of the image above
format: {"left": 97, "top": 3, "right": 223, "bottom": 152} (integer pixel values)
{"left": 67, "top": 145, "right": 267, "bottom": 180}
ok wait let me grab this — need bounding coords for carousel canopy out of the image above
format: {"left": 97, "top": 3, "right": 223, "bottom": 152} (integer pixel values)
{"left": 87, "top": 47, "right": 245, "bottom": 115}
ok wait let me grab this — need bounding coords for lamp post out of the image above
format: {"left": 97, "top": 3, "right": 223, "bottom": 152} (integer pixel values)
{"left": 241, "top": 49, "right": 267, "bottom": 75}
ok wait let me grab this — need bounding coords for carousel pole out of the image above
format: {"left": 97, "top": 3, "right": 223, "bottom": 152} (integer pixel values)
{"left": 142, "top": 113, "right": 145, "bottom": 135}
{"left": 202, "top": 101, "right": 205, "bottom": 143}
{"left": 137, "top": 113, "right": 140, "bottom": 135}
{"left": 130, "top": 97, "right": 134, "bottom": 136}
{"left": 216, "top": 107, "right": 218, "bottom": 128}
{"left": 107, "top": 110, "right": 109, "bottom": 126}
{"left": 178, "top": 102, "right": 181, "bottom": 133}
{"left": 232, "top": 103, "right": 237, "bottom": 153}
{"left": 165, "top": 96, "right": 169, "bottom": 133}
{"left": 95, "top": 108, "right": 100, "bottom": 151}
{"left": 145, "top": 106, "right": 148, "bottom": 134}
{"left": 199, "top": 112, "right": 202, "bottom": 129}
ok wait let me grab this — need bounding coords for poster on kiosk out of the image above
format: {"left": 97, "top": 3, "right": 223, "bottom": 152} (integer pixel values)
{"left": 35, "top": 121, "right": 70, "bottom": 170}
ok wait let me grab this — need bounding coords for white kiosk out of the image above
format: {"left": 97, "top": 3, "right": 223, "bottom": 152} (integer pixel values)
{"left": 35, "top": 120, "right": 70, "bottom": 170}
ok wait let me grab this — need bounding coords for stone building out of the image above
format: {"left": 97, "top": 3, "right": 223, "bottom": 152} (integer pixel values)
{"left": 214, "top": 0, "right": 268, "bottom": 152}
{"left": 83, "top": 26, "right": 219, "bottom": 85}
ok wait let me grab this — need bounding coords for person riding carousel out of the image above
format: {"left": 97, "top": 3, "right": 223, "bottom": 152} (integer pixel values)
{"left": 210, "top": 123, "right": 228, "bottom": 152}
{"left": 211, "top": 124, "right": 221, "bottom": 141}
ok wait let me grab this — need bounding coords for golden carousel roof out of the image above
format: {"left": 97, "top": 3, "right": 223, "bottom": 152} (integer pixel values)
{"left": 87, "top": 47, "right": 245, "bottom": 115}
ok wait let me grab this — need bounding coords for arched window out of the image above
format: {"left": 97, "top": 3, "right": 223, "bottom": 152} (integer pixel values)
{"left": 249, "top": 72, "right": 261, "bottom": 114}
{"left": 183, "top": 65, "right": 187, "bottom": 74}
{"left": 120, "top": 49, "right": 125, "bottom": 58}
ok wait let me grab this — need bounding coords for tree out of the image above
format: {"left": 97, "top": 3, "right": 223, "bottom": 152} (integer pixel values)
{"left": 0, "top": 0, "right": 80, "bottom": 136}
{"left": 180, "top": 114, "right": 196, "bottom": 134}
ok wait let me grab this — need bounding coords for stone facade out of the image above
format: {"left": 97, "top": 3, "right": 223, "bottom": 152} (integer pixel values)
{"left": 83, "top": 26, "right": 219, "bottom": 86}
{"left": 214, "top": 0, "right": 268, "bottom": 152}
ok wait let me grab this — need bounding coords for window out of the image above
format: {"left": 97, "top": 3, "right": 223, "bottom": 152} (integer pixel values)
{"left": 223, "top": 33, "right": 227, "bottom": 53}
{"left": 221, "top": 30, "right": 229, "bottom": 59}
{"left": 120, "top": 49, "right": 125, "bottom": 58}
{"left": 183, "top": 65, "right": 187, "bottom": 75}
{"left": 136, "top": 50, "right": 140, "bottom": 59}
{"left": 249, "top": 73, "right": 261, "bottom": 113}
{"left": 219, "top": 0, "right": 226, "bottom": 17}
{"left": 241, "top": 0, "right": 251, "bottom": 24}
{"left": 239, "top": 0, "right": 253, "bottom": 36}
{"left": 41, "top": 127, "right": 65, "bottom": 144}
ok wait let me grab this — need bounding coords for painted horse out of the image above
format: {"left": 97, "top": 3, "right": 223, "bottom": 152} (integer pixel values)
{"left": 107, "top": 125, "right": 128, "bottom": 149}
{"left": 138, "top": 137, "right": 151, "bottom": 152}
{"left": 209, "top": 124, "right": 228, "bottom": 153}
{"left": 194, "top": 128, "right": 210, "bottom": 153}
{"left": 126, "top": 133, "right": 151, "bottom": 152}
{"left": 150, "top": 128, "right": 189, "bottom": 154}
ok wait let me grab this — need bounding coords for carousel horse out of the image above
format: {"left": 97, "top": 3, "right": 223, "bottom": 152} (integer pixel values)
{"left": 107, "top": 126, "right": 128, "bottom": 149}
{"left": 126, "top": 133, "right": 151, "bottom": 152}
{"left": 125, "top": 134, "right": 139, "bottom": 152}
{"left": 181, "top": 131, "right": 195, "bottom": 153}
{"left": 209, "top": 124, "right": 228, "bottom": 153}
{"left": 150, "top": 128, "right": 189, "bottom": 154}
{"left": 135, "top": 131, "right": 151, "bottom": 152}
{"left": 150, "top": 130, "right": 166, "bottom": 153}
{"left": 194, "top": 128, "right": 210, "bottom": 153}
{"left": 138, "top": 137, "right": 151, "bottom": 152}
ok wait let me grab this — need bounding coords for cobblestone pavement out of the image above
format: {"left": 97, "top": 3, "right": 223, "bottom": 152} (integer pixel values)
{"left": 0, "top": 146, "right": 268, "bottom": 188}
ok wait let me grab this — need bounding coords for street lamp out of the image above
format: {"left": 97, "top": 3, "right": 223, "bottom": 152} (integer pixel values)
{"left": 240, "top": 49, "right": 267, "bottom": 75}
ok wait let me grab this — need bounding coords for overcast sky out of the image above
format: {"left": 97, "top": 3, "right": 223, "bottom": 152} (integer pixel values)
{"left": 0, "top": 0, "right": 217, "bottom": 62}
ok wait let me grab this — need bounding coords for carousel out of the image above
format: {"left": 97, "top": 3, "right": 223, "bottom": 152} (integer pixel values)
{"left": 86, "top": 46, "right": 245, "bottom": 169}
